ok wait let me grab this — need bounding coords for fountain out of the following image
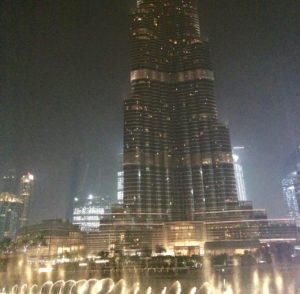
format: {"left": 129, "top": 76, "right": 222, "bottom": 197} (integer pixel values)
{"left": 0, "top": 277, "right": 298, "bottom": 294}
{"left": 1, "top": 261, "right": 300, "bottom": 294}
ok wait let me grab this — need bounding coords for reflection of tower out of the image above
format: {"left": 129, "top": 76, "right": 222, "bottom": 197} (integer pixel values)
{"left": 19, "top": 173, "right": 34, "bottom": 227}
{"left": 232, "top": 147, "right": 247, "bottom": 201}
{"left": 282, "top": 171, "right": 299, "bottom": 219}
{"left": 124, "top": 0, "right": 237, "bottom": 221}
{"left": 117, "top": 154, "right": 124, "bottom": 205}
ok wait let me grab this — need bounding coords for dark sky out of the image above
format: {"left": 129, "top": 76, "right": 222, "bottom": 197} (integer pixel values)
{"left": 1, "top": 0, "right": 299, "bottom": 221}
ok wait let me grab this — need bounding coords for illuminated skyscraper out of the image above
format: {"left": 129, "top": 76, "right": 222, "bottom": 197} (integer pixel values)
{"left": 282, "top": 145, "right": 300, "bottom": 219}
{"left": 0, "top": 169, "right": 18, "bottom": 195}
{"left": 0, "top": 192, "right": 23, "bottom": 238}
{"left": 72, "top": 194, "right": 111, "bottom": 232}
{"left": 123, "top": 0, "right": 237, "bottom": 221}
{"left": 233, "top": 147, "right": 247, "bottom": 201}
{"left": 282, "top": 171, "right": 299, "bottom": 219}
{"left": 19, "top": 173, "right": 34, "bottom": 227}
{"left": 117, "top": 154, "right": 124, "bottom": 205}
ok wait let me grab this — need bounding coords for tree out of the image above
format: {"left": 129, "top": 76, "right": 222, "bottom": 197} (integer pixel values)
{"left": 211, "top": 253, "right": 228, "bottom": 266}
{"left": 0, "top": 238, "right": 14, "bottom": 256}
{"left": 22, "top": 233, "right": 46, "bottom": 249}
{"left": 155, "top": 245, "right": 166, "bottom": 255}
{"left": 97, "top": 251, "right": 109, "bottom": 259}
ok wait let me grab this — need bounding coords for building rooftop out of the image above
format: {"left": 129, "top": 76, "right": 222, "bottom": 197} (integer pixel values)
{"left": 0, "top": 192, "right": 23, "bottom": 204}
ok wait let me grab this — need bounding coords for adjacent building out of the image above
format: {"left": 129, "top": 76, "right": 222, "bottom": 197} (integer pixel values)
{"left": 0, "top": 171, "right": 34, "bottom": 234}
{"left": 15, "top": 219, "right": 84, "bottom": 261}
{"left": 72, "top": 194, "right": 111, "bottom": 232}
{"left": 0, "top": 169, "right": 19, "bottom": 195}
{"left": 232, "top": 147, "right": 248, "bottom": 201}
{"left": 282, "top": 172, "right": 299, "bottom": 219}
{"left": 0, "top": 192, "right": 23, "bottom": 238}
{"left": 84, "top": 212, "right": 299, "bottom": 257}
{"left": 124, "top": 0, "right": 237, "bottom": 222}
{"left": 282, "top": 146, "right": 300, "bottom": 220}
{"left": 19, "top": 173, "right": 34, "bottom": 228}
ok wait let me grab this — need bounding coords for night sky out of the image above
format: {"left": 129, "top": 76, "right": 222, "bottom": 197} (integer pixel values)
{"left": 1, "top": 0, "right": 299, "bottom": 222}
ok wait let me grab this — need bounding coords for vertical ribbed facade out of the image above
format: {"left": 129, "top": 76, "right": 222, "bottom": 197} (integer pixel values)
{"left": 296, "top": 165, "right": 300, "bottom": 215}
{"left": 124, "top": 0, "right": 237, "bottom": 221}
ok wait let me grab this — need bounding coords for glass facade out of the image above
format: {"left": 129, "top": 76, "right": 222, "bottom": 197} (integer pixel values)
{"left": 233, "top": 153, "right": 247, "bottom": 201}
{"left": 0, "top": 192, "right": 23, "bottom": 238}
{"left": 282, "top": 172, "right": 299, "bottom": 219}
{"left": 72, "top": 194, "right": 111, "bottom": 232}
{"left": 15, "top": 219, "right": 84, "bottom": 261}
{"left": 117, "top": 154, "right": 124, "bottom": 205}
{"left": 124, "top": 0, "right": 237, "bottom": 221}
{"left": 117, "top": 171, "right": 124, "bottom": 204}
{"left": 0, "top": 169, "right": 18, "bottom": 195}
{"left": 295, "top": 164, "right": 300, "bottom": 216}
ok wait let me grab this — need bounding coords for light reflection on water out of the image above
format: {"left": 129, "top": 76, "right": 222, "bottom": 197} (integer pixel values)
{"left": 1, "top": 265, "right": 300, "bottom": 294}
{"left": 1, "top": 276, "right": 299, "bottom": 294}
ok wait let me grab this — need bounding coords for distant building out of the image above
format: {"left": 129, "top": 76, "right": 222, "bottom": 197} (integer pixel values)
{"left": 282, "top": 172, "right": 299, "bottom": 219}
{"left": 19, "top": 173, "right": 34, "bottom": 228}
{"left": 117, "top": 154, "right": 124, "bottom": 205}
{"left": 0, "top": 193, "right": 23, "bottom": 238}
{"left": 233, "top": 147, "right": 248, "bottom": 201}
{"left": 0, "top": 169, "right": 18, "bottom": 195}
{"left": 282, "top": 145, "right": 300, "bottom": 220}
{"left": 72, "top": 194, "right": 111, "bottom": 232}
{"left": 15, "top": 219, "right": 84, "bottom": 262}
{"left": 233, "top": 155, "right": 247, "bottom": 201}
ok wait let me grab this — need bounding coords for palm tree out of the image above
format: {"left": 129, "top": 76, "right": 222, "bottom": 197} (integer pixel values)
{"left": 0, "top": 238, "right": 15, "bottom": 256}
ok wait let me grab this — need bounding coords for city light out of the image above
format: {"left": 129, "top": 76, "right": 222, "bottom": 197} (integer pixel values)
{"left": 1, "top": 0, "right": 299, "bottom": 292}
{"left": 38, "top": 267, "right": 53, "bottom": 274}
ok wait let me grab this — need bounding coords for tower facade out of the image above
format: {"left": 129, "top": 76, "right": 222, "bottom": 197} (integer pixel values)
{"left": 295, "top": 164, "right": 300, "bottom": 216}
{"left": 123, "top": 0, "right": 237, "bottom": 221}
{"left": 117, "top": 154, "right": 124, "bottom": 205}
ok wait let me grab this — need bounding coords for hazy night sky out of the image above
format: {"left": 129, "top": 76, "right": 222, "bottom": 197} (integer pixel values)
{"left": 1, "top": 0, "right": 299, "bottom": 222}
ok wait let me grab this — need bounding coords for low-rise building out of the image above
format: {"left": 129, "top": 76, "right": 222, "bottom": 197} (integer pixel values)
{"left": 83, "top": 210, "right": 300, "bottom": 257}
{"left": 15, "top": 219, "right": 85, "bottom": 262}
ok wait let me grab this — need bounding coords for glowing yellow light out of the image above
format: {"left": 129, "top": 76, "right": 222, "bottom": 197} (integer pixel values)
{"left": 38, "top": 267, "right": 53, "bottom": 273}
{"left": 262, "top": 276, "right": 270, "bottom": 294}
{"left": 275, "top": 274, "right": 283, "bottom": 292}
